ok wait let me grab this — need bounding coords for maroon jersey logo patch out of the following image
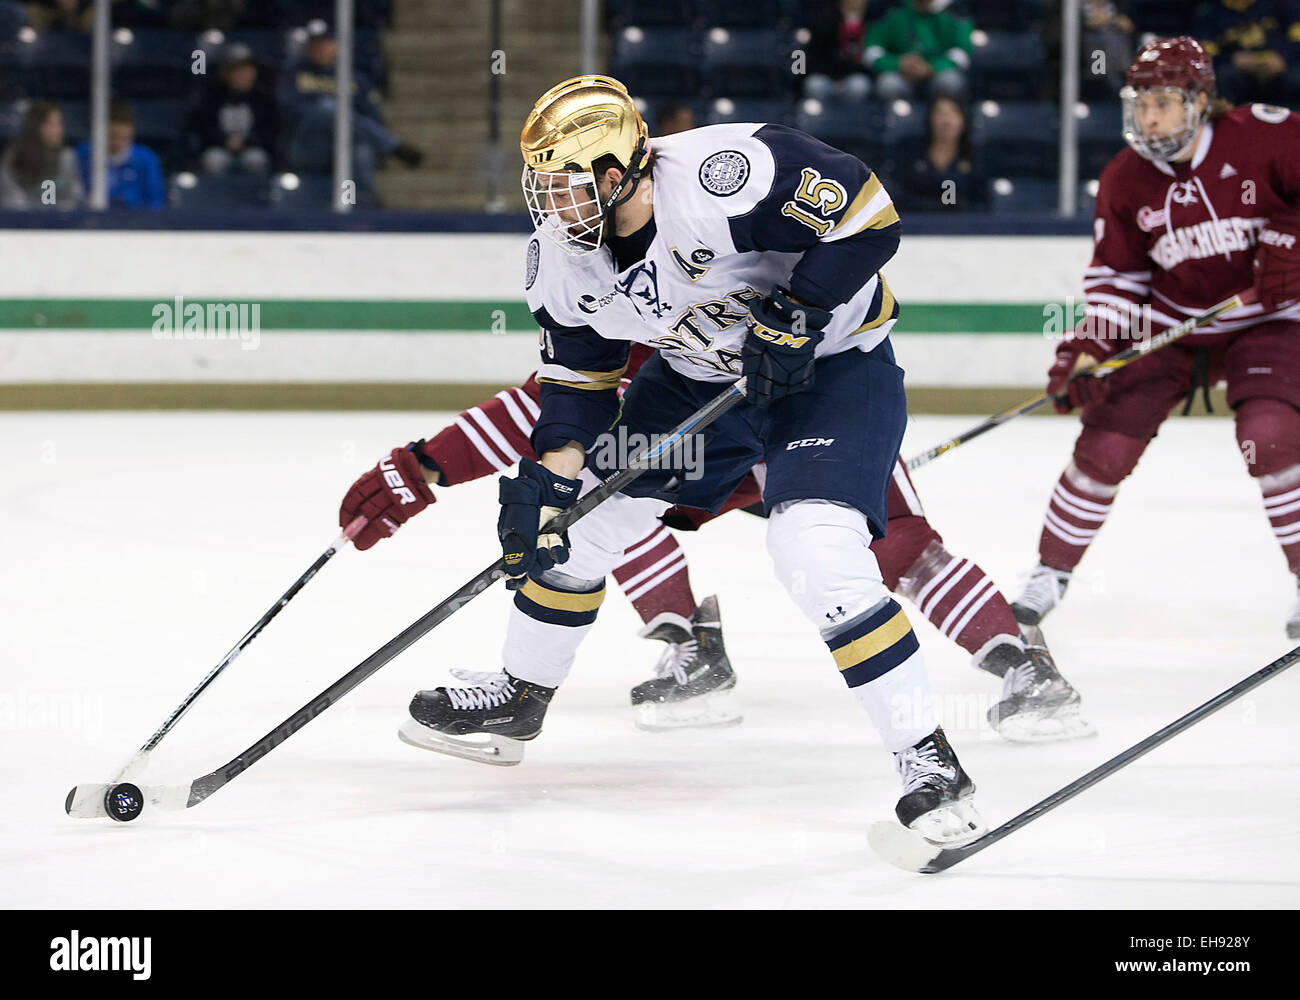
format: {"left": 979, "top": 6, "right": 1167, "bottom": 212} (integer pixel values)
{"left": 1137, "top": 205, "right": 1168, "bottom": 232}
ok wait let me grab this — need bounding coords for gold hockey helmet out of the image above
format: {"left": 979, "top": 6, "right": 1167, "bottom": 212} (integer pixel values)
{"left": 520, "top": 75, "right": 650, "bottom": 255}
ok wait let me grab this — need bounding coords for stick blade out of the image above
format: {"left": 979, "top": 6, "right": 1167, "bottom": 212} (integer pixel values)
{"left": 65, "top": 781, "right": 192, "bottom": 819}
{"left": 868, "top": 820, "right": 950, "bottom": 874}
{"left": 65, "top": 783, "right": 111, "bottom": 818}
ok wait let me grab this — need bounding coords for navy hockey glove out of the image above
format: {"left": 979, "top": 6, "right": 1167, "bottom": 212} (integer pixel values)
{"left": 497, "top": 458, "right": 581, "bottom": 590}
{"left": 742, "top": 288, "right": 831, "bottom": 409}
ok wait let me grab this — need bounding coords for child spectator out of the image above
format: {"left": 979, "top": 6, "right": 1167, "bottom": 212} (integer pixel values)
{"left": 188, "top": 43, "right": 279, "bottom": 174}
{"left": 74, "top": 101, "right": 165, "bottom": 209}
{"left": 804, "top": 0, "right": 873, "bottom": 103}
{"left": 0, "top": 100, "right": 83, "bottom": 208}
{"left": 278, "top": 20, "right": 421, "bottom": 198}
{"left": 864, "top": 0, "right": 972, "bottom": 103}
{"left": 1197, "top": 0, "right": 1300, "bottom": 108}
{"left": 901, "top": 95, "right": 985, "bottom": 212}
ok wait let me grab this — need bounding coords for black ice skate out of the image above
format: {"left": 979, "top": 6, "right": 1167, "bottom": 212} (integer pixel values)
{"left": 975, "top": 627, "right": 1096, "bottom": 743}
{"left": 1010, "top": 562, "right": 1072, "bottom": 625}
{"left": 893, "top": 727, "right": 986, "bottom": 845}
{"left": 398, "top": 669, "right": 554, "bottom": 766}
{"left": 630, "top": 595, "right": 742, "bottom": 731}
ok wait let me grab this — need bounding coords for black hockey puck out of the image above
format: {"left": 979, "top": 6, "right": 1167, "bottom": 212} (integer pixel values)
{"left": 105, "top": 783, "right": 144, "bottom": 823}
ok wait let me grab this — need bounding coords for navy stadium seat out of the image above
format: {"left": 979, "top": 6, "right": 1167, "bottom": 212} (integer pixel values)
{"left": 970, "top": 30, "right": 1048, "bottom": 101}
{"left": 195, "top": 29, "right": 290, "bottom": 72}
{"left": 877, "top": 101, "right": 927, "bottom": 174}
{"left": 0, "top": 30, "right": 91, "bottom": 99}
{"left": 701, "top": 28, "right": 796, "bottom": 99}
{"left": 606, "top": 0, "right": 698, "bottom": 29}
{"left": 112, "top": 29, "right": 196, "bottom": 99}
{"left": 706, "top": 97, "right": 797, "bottom": 127}
{"left": 795, "top": 97, "right": 883, "bottom": 169}
{"left": 706, "top": 0, "right": 786, "bottom": 29}
{"left": 170, "top": 172, "right": 270, "bottom": 209}
{"left": 987, "top": 176, "right": 1058, "bottom": 213}
{"left": 268, "top": 172, "right": 335, "bottom": 209}
{"left": 612, "top": 27, "right": 701, "bottom": 99}
{"left": 968, "top": 0, "right": 1048, "bottom": 31}
{"left": 1075, "top": 101, "right": 1125, "bottom": 178}
{"left": 972, "top": 99, "right": 1059, "bottom": 179}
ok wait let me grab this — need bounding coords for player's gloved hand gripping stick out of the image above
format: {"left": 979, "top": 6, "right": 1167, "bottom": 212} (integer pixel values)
{"left": 66, "top": 383, "right": 747, "bottom": 820}
{"left": 65, "top": 515, "right": 369, "bottom": 820}
{"left": 905, "top": 291, "right": 1252, "bottom": 472}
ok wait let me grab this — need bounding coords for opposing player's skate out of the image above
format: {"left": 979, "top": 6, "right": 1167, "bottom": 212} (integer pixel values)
{"left": 1287, "top": 579, "right": 1300, "bottom": 640}
{"left": 892, "top": 727, "right": 986, "bottom": 845}
{"left": 398, "top": 669, "right": 554, "bottom": 766}
{"left": 630, "top": 595, "right": 742, "bottom": 731}
{"left": 974, "top": 627, "right": 1095, "bottom": 742}
{"left": 1010, "top": 562, "right": 1072, "bottom": 625}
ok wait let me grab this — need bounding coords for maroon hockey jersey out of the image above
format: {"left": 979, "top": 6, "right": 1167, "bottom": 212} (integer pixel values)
{"left": 1083, "top": 104, "right": 1300, "bottom": 349}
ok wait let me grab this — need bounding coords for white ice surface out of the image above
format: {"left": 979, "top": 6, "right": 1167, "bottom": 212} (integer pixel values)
{"left": 2, "top": 410, "right": 1296, "bottom": 909}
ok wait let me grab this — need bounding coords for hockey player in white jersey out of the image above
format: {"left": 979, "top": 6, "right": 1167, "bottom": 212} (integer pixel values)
{"left": 399, "top": 76, "right": 986, "bottom": 844}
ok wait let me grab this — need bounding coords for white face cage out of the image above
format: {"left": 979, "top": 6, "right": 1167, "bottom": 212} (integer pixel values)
{"left": 1121, "top": 85, "right": 1204, "bottom": 163}
{"left": 521, "top": 166, "right": 606, "bottom": 256}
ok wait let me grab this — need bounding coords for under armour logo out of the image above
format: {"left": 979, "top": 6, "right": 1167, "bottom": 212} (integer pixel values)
{"left": 825, "top": 605, "right": 846, "bottom": 622}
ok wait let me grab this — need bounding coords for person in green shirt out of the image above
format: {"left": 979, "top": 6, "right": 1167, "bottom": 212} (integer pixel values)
{"left": 864, "top": 0, "right": 973, "bottom": 103}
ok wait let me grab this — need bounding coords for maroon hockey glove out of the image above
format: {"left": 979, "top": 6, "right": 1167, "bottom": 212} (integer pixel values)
{"left": 339, "top": 444, "right": 436, "bottom": 551}
{"left": 1254, "top": 216, "right": 1300, "bottom": 313}
{"left": 1047, "top": 327, "right": 1115, "bottom": 414}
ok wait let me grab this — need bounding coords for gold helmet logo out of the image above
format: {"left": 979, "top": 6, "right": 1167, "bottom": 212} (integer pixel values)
{"left": 520, "top": 75, "right": 649, "bottom": 175}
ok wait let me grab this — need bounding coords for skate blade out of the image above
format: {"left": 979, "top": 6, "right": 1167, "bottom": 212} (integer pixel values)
{"left": 907, "top": 797, "right": 987, "bottom": 847}
{"left": 993, "top": 707, "right": 1098, "bottom": 744}
{"left": 633, "top": 690, "right": 743, "bottom": 732}
{"left": 397, "top": 719, "right": 526, "bottom": 766}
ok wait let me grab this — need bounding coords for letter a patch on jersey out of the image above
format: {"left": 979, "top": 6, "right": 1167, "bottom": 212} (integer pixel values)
{"left": 669, "top": 246, "right": 713, "bottom": 281}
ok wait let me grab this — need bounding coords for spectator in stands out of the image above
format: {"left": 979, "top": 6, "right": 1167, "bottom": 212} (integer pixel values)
{"left": 1197, "top": 0, "right": 1300, "bottom": 109}
{"left": 654, "top": 102, "right": 695, "bottom": 136}
{"left": 900, "top": 95, "right": 984, "bottom": 212}
{"left": 0, "top": 100, "right": 83, "bottom": 209}
{"left": 188, "top": 43, "right": 279, "bottom": 175}
{"left": 803, "top": 0, "right": 873, "bottom": 103}
{"left": 279, "top": 20, "right": 421, "bottom": 199}
{"left": 864, "top": 0, "right": 972, "bottom": 103}
{"left": 1045, "top": 1, "right": 1134, "bottom": 98}
{"left": 74, "top": 101, "right": 165, "bottom": 209}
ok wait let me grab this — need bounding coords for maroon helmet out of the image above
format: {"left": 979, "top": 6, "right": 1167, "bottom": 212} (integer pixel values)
{"left": 1121, "top": 36, "right": 1216, "bottom": 162}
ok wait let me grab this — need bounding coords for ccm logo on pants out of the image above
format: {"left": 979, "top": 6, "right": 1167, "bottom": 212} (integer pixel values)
{"left": 786, "top": 437, "right": 835, "bottom": 450}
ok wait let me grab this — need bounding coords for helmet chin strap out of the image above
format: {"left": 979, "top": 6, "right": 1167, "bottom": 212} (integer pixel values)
{"left": 600, "top": 139, "right": 649, "bottom": 236}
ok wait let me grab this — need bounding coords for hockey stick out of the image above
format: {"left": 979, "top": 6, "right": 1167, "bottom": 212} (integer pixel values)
{"left": 64, "top": 515, "right": 367, "bottom": 818}
{"left": 905, "top": 291, "right": 1250, "bottom": 471}
{"left": 69, "top": 383, "right": 746, "bottom": 819}
{"left": 869, "top": 643, "right": 1300, "bottom": 873}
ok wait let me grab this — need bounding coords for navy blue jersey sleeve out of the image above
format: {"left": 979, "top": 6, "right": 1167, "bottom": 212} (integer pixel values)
{"left": 729, "top": 124, "right": 902, "bottom": 309}
{"left": 531, "top": 305, "right": 629, "bottom": 455}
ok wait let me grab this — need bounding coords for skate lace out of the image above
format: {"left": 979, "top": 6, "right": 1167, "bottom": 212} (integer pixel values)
{"left": 445, "top": 669, "right": 515, "bottom": 711}
{"left": 653, "top": 638, "right": 698, "bottom": 685}
{"left": 894, "top": 742, "right": 956, "bottom": 794}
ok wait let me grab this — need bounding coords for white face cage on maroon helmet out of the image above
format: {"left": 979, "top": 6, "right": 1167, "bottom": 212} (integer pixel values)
{"left": 1121, "top": 85, "right": 1206, "bottom": 163}
{"left": 521, "top": 166, "right": 607, "bottom": 256}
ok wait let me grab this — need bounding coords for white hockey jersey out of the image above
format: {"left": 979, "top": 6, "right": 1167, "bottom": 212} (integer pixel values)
{"left": 523, "top": 122, "right": 903, "bottom": 454}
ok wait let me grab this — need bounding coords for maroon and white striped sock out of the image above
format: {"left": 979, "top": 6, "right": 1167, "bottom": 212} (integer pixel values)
{"left": 903, "top": 542, "right": 1019, "bottom": 654}
{"left": 1038, "top": 463, "right": 1118, "bottom": 571}
{"left": 611, "top": 525, "right": 696, "bottom": 624}
{"left": 1261, "top": 465, "right": 1300, "bottom": 576}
